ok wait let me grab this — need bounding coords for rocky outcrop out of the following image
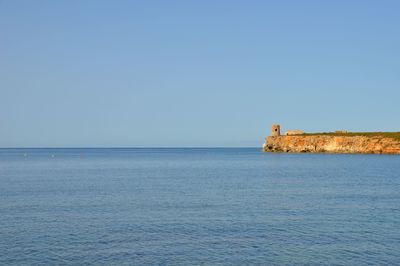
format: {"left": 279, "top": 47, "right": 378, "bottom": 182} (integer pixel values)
{"left": 263, "top": 135, "right": 400, "bottom": 154}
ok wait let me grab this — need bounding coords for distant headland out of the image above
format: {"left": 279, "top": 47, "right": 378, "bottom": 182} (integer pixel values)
{"left": 263, "top": 124, "right": 400, "bottom": 154}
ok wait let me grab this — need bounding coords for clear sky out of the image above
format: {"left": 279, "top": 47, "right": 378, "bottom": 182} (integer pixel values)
{"left": 1, "top": 1, "right": 399, "bottom": 147}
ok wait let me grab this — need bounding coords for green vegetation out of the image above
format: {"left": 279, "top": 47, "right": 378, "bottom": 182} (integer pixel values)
{"left": 299, "top": 132, "right": 400, "bottom": 141}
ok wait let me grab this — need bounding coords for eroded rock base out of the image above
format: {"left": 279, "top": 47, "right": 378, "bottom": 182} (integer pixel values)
{"left": 263, "top": 135, "right": 400, "bottom": 154}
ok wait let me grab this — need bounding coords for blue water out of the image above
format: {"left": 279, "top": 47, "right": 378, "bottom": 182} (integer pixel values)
{"left": 1, "top": 148, "right": 400, "bottom": 265}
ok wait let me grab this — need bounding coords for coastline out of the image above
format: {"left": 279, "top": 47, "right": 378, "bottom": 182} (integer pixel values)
{"left": 263, "top": 134, "right": 400, "bottom": 155}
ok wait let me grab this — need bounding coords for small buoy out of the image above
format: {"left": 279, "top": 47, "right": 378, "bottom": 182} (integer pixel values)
{"left": 51, "top": 154, "right": 55, "bottom": 158}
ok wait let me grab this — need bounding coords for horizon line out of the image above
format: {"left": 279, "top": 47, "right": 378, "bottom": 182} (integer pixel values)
{"left": 0, "top": 146, "right": 260, "bottom": 149}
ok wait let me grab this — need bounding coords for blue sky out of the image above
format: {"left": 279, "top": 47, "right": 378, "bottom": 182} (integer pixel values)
{"left": 1, "top": 0, "right": 399, "bottom": 147}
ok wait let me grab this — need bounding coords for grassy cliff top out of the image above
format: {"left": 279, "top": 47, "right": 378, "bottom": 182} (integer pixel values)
{"left": 299, "top": 132, "right": 400, "bottom": 141}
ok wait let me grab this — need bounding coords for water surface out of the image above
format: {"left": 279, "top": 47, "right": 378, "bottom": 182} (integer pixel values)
{"left": 1, "top": 148, "right": 399, "bottom": 265}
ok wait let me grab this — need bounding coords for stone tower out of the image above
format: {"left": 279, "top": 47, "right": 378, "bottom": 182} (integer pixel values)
{"left": 271, "top": 124, "right": 280, "bottom": 136}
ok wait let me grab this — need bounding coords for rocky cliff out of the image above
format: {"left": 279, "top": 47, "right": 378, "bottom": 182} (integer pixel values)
{"left": 263, "top": 135, "right": 400, "bottom": 154}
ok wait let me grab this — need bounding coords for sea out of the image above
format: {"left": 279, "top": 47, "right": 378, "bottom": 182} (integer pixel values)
{"left": 1, "top": 148, "right": 400, "bottom": 265}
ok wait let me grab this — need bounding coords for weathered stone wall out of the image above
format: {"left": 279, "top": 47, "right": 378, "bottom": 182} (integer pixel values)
{"left": 263, "top": 135, "right": 400, "bottom": 154}
{"left": 271, "top": 124, "right": 280, "bottom": 136}
{"left": 284, "top": 130, "right": 305, "bottom": 136}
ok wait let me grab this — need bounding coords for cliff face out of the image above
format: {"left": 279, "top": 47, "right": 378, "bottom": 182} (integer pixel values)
{"left": 263, "top": 135, "right": 400, "bottom": 154}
